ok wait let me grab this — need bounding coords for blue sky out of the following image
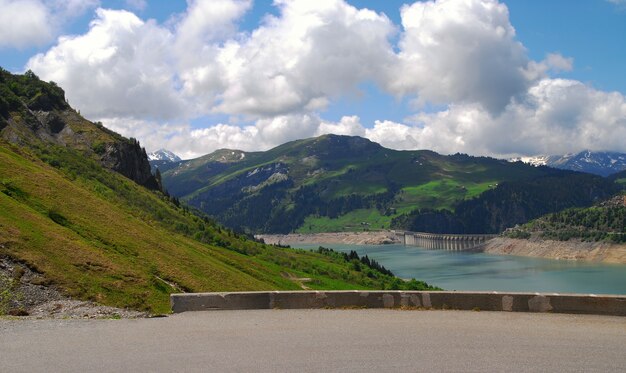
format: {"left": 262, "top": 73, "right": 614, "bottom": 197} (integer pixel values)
{"left": 1, "top": 0, "right": 625, "bottom": 158}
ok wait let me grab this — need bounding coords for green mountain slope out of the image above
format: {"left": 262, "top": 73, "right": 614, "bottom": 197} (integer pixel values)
{"left": 0, "top": 70, "right": 437, "bottom": 314}
{"left": 391, "top": 172, "right": 618, "bottom": 234}
{"left": 161, "top": 134, "right": 600, "bottom": 234}
{"left": 503, "top": 194, "right": 626, "bottom": 242}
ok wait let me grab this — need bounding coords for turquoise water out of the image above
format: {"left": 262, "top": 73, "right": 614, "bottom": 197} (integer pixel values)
{"left": 295, "top": 243, "right": 626, "bottom": 295}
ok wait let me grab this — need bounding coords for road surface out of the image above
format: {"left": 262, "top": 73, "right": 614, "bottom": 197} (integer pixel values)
{"left": 1, "top": 309, "right": 625, "bottom": 372}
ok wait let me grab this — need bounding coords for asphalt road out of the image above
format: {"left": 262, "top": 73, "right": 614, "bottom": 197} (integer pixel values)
{"left": 1, "top": 309, "right": 625, "bottom": 372}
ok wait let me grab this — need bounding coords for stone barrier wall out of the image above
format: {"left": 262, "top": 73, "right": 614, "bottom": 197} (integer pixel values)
{"left": 170, "top": 291, "right": 626, "bottom": 316}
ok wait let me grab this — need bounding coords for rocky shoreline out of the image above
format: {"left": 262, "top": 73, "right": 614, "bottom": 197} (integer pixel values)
{"left": 481, "top": 237, "right": 626, "bottom": 264}
{"left": 256, "top": 231, "right": 400, "bottom": 246}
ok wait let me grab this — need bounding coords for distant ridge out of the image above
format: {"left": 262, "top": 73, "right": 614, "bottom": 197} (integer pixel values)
{"left": 511, "top": 151, "right": 626, "bottom": 177}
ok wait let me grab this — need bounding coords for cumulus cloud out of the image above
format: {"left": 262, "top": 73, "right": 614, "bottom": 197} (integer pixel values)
{"left": 0, "top": 0, "right": 98, "bottom": 49}
{"left": 388, "top": 0, "right": 534, "bottom": 114}
{"left": 0, "top": 0, "right": 53, "bottom": 48}
{"left": 189, "top": 0, "right": 397, "bottom": 117}
{"left": 368, "top": 79, "right": 626, "bottom": 157}
{"left": 316, "top": 116, "right": 366, "bottom": 137}
{"left": 27, "top": 8, "right": 185, "bottom": 120}
{"left": 102, "top": 77, "right": 626, "bottom": 159}
{"left": 102, "top": 114, "right": 368, "bottom": 159}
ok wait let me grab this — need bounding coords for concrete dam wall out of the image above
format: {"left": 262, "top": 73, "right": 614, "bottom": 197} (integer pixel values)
{"left": 394, "top": 231, "right": 498, "bottom": 251}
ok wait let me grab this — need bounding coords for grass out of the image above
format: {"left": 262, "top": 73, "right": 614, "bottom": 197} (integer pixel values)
{"left": 0, "top": 140, "right": 439, "bottom": 314}
{"left": 296, "top": 209, "right": 393, "bottom": 233}
{"left": 395, "top": 179, "right": 496, "bottom": 212}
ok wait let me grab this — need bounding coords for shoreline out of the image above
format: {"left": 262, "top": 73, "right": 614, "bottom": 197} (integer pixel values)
{"left": 257, "top": 231, "right": 626, "bottom": 264}
{"left": 256, "top": 231, "right": 400, "bottom": 246}
{"left": 481, "top": 237, "right": 626, "bottom": 264}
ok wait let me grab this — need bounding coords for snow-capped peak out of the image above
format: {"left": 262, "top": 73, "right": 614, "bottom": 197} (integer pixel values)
{"left": 510, "top": 150, "right": 626, "bottom": 177}
{"left": 148, "top": 149, "right": 182, "bottom": 163}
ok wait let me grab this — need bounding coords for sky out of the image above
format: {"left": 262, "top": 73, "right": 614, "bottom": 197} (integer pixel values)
{"left": 1, "top": 0, "right": 625, "bottom": 159}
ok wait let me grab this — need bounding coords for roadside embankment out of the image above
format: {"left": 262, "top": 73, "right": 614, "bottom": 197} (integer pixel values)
{"left": 0, "top": 256, "right": 146, "bottom": 319}
{"left": 256, "top": 231, "right": 400, "bottom": 246}
{"left": 482, "top": 237, "right": 626, "bottom": 264}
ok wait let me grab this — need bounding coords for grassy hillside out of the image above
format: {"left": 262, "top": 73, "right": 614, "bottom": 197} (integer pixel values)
{"left": 1, "top": 138, "right": 442, "bottom": 314}
{"left": 162, "top": 135, "right": 555, "bottom": 233}
{"left": 0, "top": 70, "right": 438, "bottom": 314}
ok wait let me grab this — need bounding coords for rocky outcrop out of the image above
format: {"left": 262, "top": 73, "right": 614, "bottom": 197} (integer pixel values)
{"left": 0, "top": 69, "right": 159, "bottom": 190}
{"left": 101, "top": 139, "right": 159, "bottom": 190}
{"left": 482, "top": 237, "right": 626, "bottom": 264}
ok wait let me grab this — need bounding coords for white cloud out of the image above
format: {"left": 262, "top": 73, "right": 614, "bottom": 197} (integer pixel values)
{"left": 27, "top": 8, "right": 185, "bottom": 120}
{"left": 187, "top": 0, "right": 397, "bottom": 117}
{"left": 369, "top": 79, "right": 626, "bottom": 157}
{"left": 0, "top": 0, "right": 53, "bottom": 48}
{"left": 544, "top": 53, "right": 574, "bottom": 72}
{"left": 118, "top": 76, "right": 626, "bottom": 159}
{"left": 0, "top": 0, "right": 99, "bottom": 49}
{"left": 387, "top": 0, "right": 534, "bottom": 114}
{"left": 102, "top": 114, "right": 368, "bottom": 159}
{"left": 176, "top": 0, "right": 251, "bottom": 48}
{"left": 316, "top": 116, "right": 366, "bottom": 137}
{"left": 125, "top": 0, "right": 147, "bottom": 11}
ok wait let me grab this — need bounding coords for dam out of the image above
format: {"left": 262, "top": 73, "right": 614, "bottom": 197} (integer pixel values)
{"left": 394, "top": 231, "right": 498, "bottom": 251}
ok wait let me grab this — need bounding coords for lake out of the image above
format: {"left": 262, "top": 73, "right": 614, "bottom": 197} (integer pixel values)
{"left": 294, "top": 243, "right": 626, "bottom": 295}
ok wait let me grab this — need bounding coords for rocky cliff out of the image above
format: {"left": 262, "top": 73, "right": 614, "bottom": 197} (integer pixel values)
{"left": 0, "top": 68, "right": 158, "bottom": 190}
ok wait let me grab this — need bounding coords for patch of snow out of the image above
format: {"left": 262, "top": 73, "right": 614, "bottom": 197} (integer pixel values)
{"left": 148, "top": 149, "right": 182, "bottom": 162}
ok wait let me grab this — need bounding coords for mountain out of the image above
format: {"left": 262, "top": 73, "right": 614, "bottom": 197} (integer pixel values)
{"left": 511, "top": 151, "right": 626, "bottom": 177}
{"left": 0, "top": 69, "right": 435, "bottom": 314}
{"left": 504, "top": 194, "right": 626, "bottom": 243}
{"left": 148, "top": 148, "right": 182, "bottom": 172}
{"left": 160, "top": 134, "right": 605, "bottom": 234}
{"left": 148, "top": 149, "right": 181, "bottom": 163}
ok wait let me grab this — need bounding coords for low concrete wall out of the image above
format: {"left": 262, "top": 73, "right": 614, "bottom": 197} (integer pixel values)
{"left": 170, "top": 291, "right": 626, "bottom": 316}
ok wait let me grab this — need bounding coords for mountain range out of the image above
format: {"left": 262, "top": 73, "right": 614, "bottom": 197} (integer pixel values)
{"left": 511, "top": 151, "right": 626, "bottom": 177}
{"left": 160, "top": 135, "right": 620, "bottom": 234}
